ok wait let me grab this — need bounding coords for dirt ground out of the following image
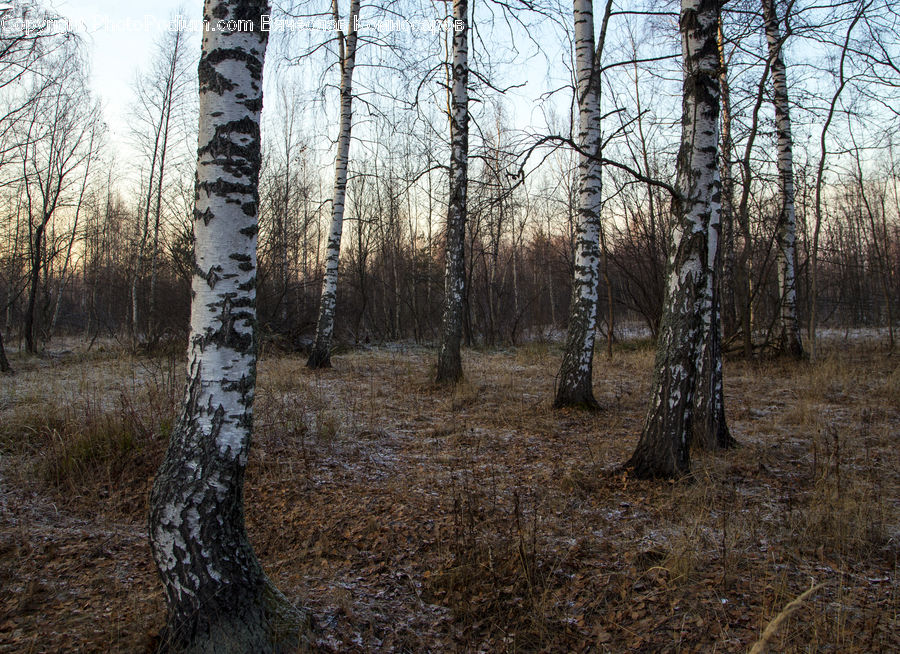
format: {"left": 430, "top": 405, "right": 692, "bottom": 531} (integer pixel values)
{"left": 0, "top": 335, "right": 897, "bottom": 652}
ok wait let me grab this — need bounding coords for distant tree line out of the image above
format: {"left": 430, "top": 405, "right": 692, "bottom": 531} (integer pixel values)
{"left": 0, "top": 0, "right": 897, "bottom": 367}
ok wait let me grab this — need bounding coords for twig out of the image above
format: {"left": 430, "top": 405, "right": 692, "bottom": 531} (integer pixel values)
{"left": 748, "top": 582, "right": 825, "bottom": 654}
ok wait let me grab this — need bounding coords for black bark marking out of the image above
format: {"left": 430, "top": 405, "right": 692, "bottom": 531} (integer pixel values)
{"left": 197, "top": 264, "right": 223, "bottom": 289}
{"left": 199, "top": 178, "right": 256, "bottom": 200}
{"left": 196, "top": 207, "right": 215, "bottom": 225}
{"left": 205, "top": 48, "right": 263, "bottom": 82}
{"left": 198, "top": 57, "right": 235, "bottom": 95}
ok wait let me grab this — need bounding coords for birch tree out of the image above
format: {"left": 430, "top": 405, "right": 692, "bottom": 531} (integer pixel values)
{"left": 762, "top": 0, "right": 803, "bottom": 358}
{"left": 308, "top": 0, "right": 361, "bottom": 368}
{"left": 436, "top": 0, "right": 470, "bottom": 384}
{"left": 691, "top": 2, "right": 734, "bottom": 451}
{"left": 148, "top": 1, "right": 309, "bottom": 650}
{"left": 626, "top": 0, "right": 722, "bottom": 478}
{"left": 553, "top": 0, "right": 612, "bottom": 409}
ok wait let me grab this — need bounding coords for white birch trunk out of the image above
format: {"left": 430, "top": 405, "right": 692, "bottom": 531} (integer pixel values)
{"left": 626, "top": 0, "right": 722, "bottom": 478}
{"left": 553, "top": 0, "right": 608, "bottom": 409}
{"left": 148, "top": 2, "right": 308, "bottom": 650}
{"left": 693, "top": 161, "right": 733, "bottom": 450}
{"left": 436, "top": 0, "right": 469, "bottom": 384}
{"left": 308, "top": 0, "right": 360, "bottom": 368}
{"left": 762, "top": 0, "right": 803, "bottom": 358}
{"left": 692, "top": 4, "right": 734, "bottom": 451}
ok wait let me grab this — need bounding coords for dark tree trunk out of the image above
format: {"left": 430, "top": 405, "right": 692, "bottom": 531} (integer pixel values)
{"left": 0, "top": 328, "right": 10, "bottom": 373}
{"left": 693, "top": 225, "right": 735, "bottom": 450}
{"left": 717, "top": 15, "right": 738, "bottom": 342}
{"left": 148, "top": 1, "right": 309, "bottom": 651}
{"left": 436, "top": 0, "right": 469, "bottom": 385}
{"left": 626, "top": 0, "right": 722, "bottom": 479}
{"left": 24, "top": 220, "right": 45, "bottom": 355}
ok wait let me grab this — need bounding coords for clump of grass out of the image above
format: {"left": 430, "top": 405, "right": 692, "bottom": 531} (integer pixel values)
{"left": 449, "top": 380, "right": 479, "bottom": 411}
{"left": 610, "top": 336, "right": 656, "bottom": 355}
{"left": 0, "top": 354, "right": 179, "bottom": 511}
{"left": 0, "top": 400, "right": 69, "bottom": 455}
{"left": 750, "top": 583, "right": 826, "bottom": 654}
{"left": 421, "top": 457, "right": 569, "bottom": 650}
{"left": 42, "top": 406, "right": 139, "bottom": 490}
{"left": 874, "top": 363, "right": 900, "bottom": 411}
{"left": 515, "top": 341, "right": 555, "bottom": 365}
{"left": 795, "top": 423, "right": 892, "bottom": 560}
{"left": 37, "top": 390, "right": 172, "bottom": 498}
{"left": 559, "top": 464, "right": 606, "bottom": 496}
{"left": 315, "top": 409, "right": 342, "bottom": 442}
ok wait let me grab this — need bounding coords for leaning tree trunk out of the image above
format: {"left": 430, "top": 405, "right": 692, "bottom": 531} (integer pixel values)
{"left": 148, "top": 2, "right": 309, "bottom": 651}
{"left": 626, "top": 0, "right": 721, "bottom": 479}
{"left": 308, "top": 0, "right": 360, "bottom": 369}
{"left": 435, "top": 0, "right": 469, "bottom": 385}
{"left": 762, "top": 0, "right": 803, "bottom": 359}
{"left": 553, "top": 0, "right": 609, "bottom": 409}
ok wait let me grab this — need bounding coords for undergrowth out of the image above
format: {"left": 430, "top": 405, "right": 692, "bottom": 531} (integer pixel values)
{"left": 0, "top": 338, "right": 896, "bottom": 652}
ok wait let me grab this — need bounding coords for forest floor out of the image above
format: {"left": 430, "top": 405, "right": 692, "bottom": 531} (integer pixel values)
{"left": 0, "top": 334, "right": 897, "bottom": 653}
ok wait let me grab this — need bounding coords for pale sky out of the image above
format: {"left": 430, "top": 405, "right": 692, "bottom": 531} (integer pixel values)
{"left": 56, "top": 0, "right": 570, "bottom": 162}
{"left": 56, "top": 1, "right": 201, "bottom": 157}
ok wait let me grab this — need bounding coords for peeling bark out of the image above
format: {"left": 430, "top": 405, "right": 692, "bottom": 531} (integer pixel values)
{"left": 308, "top": 0, "right": 361, "bottom": 369}
{"left": 693, "top": 5, "right": 733, "bottom": 450}
{"left": 626, "top": 0, "right": 722, "bottom": 479}
{"left": 693, "top": 150, "right": 734, "bottom": 449}
{"left": 762, "top": 0, "right": 803, "bottom": 359}
{"left": 436, "top": 0, "right": 469, "bottom": 385}
{"left": 148, "top": 2, "right": 310, "bottom": 651}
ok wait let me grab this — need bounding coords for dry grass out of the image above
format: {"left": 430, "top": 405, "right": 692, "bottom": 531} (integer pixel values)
{"left": 0, "top": 336, "right": 897, "bottom": 652}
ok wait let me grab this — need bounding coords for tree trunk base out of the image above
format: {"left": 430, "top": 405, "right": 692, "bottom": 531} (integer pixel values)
{"left": 552, "top": 389, "right": 600, "bottom": 411}
{"left": 693, "top": 424, "right": 738, "bottom": 451}
{"left": 435, "top": 344, "right": 463, "bottom": 385}
{"left": 155, "top": 582, "right": 314, "bottom": 654}
{"left": 306, "top": 347, "right": 331, "bottom": 369}
{"left": 625, "top": 418, "right": 691, "bottom": 480}
{"left": 623, "top": 456, "right": 689, "bottom": 481}
{"left": 435, "top": 364, "right": 463, "bottom": 386}
{"left": 775, "top": 327, "right": 805, "bottom": 360}
{"left": 717, "top": 428, "right": 738, "bottom": 450}
{"left": 0, "top": 331, "right": 10, "bottom": 374}
{"left": 553, "top": 351, "right": 599, "bottom": 411}
{"left": 777, "top": 340, "right": 805, "bottom": 360}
